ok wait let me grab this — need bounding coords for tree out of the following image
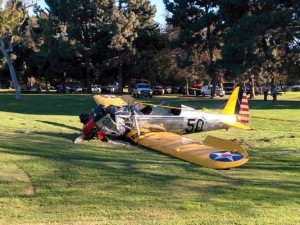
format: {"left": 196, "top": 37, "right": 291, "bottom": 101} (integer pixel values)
{"left": 42, "top": 0, "right": 116, "bottom": 91}
{"left": 30, "top": 0, "right": 158, "bottom": 93}
{"left": 109, "top": 0, "right": 156, "bottom": 93}
{"left": 220, "top": 0, "right": 299, "bottom": 91}
{"left": 0, "top": 0, "right": 31, "bottom": 99}
{"left": 12, "top": 9, "right": 47, "bottom": 90}
{"left": 164, "top": 0, "right": 223, "bottom": 97}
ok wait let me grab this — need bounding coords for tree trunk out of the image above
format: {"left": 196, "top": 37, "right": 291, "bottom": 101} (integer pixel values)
{"left": 62, "top": 73, "right": 67, "bottom": 93}
{"left": 86, "top": 65, "right": 92, "bottom": 94}
{"left": 205, "top": 5, "right": 216, "bottom": 99}
{"left": 0, "top": 40, "right": 21, "bottom": 100}
{"left": 211, "top": 75, "right": 217, "bottom": 98}
{"left": 249, "top": 76, "right": 256, "bottom": 99}
{"left": 270, "top": 74, "right": 276, "bottom": 90}
{"left": 270, "top": 74, "right": 277, "bottom": 101}
{"left": 118, "top": 62, "right": 123, "bottom": 94}
{"left": 185, "top": 77, "right": 189, "bottom": 95}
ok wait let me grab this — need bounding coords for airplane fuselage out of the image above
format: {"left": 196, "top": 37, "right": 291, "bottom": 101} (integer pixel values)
{"left": 133, "top": 110, "right": 237, "bottom": 134}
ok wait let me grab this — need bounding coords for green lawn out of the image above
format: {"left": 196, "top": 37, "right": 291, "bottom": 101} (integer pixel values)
{"left": 0, "top": 92, "right": 299, "bottom": 225}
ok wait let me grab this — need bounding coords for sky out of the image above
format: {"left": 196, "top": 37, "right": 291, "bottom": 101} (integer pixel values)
{"left": 34, "top": 0, "right": 166, "bottom": 25}
{"left": 151, "top": 0, "right": 166, "bottom": 25}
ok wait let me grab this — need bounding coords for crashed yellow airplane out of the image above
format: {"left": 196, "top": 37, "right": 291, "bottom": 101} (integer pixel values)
{"left": 75, "top": 87, "right": 253, "bottom": 169}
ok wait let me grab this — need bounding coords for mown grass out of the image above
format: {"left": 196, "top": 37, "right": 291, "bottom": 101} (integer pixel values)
{"left": 0, "top": 92, "right": 299, "bottom": 225}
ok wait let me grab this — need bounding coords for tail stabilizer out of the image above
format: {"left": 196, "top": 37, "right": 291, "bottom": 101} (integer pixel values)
{"left": 222, "top": 121, "right": 254, "bottom": 130}
{"left": 222, "top": 87, "right": 249, "bottom": 124}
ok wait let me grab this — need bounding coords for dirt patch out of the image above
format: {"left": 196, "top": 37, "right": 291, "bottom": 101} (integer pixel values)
{"left": 231, "top": 134, "right": 296, "bottom": 148}
{"left": 16, "top": 165, "right": 36, "bottom": 196}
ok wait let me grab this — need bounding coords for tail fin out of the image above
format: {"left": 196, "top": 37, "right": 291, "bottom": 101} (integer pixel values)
{"left": 222, "top": 87, "right": 249, "bottom": 124}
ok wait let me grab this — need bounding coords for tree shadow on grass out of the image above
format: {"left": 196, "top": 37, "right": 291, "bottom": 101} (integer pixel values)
{"left": 36, "top": 120, "right": 82, "bottom": 133}
{"left": 0, "top": 94, "right": 95, "bottom": 116}
{"left": 0, "top": 127, "right": 299, "bottom": 220}
{"left": 249, "top": 100, "right": 300, "bottom": 110}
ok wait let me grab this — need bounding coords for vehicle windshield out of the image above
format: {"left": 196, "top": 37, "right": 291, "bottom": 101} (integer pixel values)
{"left": 223, "top": 83, "right": 235, "bottom": 88}
{"left": 137, "top": 84, "right": 150, "bottom": 88}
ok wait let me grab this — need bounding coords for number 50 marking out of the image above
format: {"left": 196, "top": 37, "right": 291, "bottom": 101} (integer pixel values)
{"left": 102, "top": 117, "right": 111, "bottom": 126}
{"left": 186, "top": 119, "right": 204, "bottom": 133}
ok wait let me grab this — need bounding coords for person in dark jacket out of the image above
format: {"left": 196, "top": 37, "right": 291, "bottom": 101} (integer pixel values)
{"left": 263, "top": 86, "right": 269, "bottom": 101}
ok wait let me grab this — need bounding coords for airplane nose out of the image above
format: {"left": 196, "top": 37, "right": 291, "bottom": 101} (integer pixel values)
{"left": 93, "top": 105, "right": 106, "bottom": 122}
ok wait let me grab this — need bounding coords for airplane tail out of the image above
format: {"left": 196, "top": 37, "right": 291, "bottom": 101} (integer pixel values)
{"left": 222, "top": 87, "right": 249, "bottom": 124}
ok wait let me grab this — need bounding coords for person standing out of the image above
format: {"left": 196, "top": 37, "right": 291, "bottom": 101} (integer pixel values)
{"left": 272, "top": 87, "right": 278, "bottom": 101}
{"left": 263, "top": 86, "right": 269, "bottom": 101}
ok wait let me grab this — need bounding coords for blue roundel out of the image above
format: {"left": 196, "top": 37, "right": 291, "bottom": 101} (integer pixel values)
{"left": 209, "top": 151, "right": 244, "bottom": 162}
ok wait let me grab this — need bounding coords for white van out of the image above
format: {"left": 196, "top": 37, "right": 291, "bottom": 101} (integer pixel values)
{"left": 133, "top": 83, "right": 153, "bottom": 98}
{"left": 91, "top": 85, "right": 102, "bottom": 93}
{"left": 200, "top": 85, "right": 225, "bottom": 97}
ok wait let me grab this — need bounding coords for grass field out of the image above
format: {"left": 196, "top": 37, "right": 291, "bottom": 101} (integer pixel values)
{"left": 0, "top": 92, "right": 299, "bottom": 225}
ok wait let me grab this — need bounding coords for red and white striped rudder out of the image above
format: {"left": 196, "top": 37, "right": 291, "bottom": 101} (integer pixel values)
{"left": 237, "top": 92, "right": 249, "bottom": 124}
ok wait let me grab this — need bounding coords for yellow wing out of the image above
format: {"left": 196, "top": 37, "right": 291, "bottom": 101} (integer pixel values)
{"left": 93, "top": 94, "right": 148, "bottom": 111}
{"left": 120, "top": 95, "right": 147, "bottom": 110}
{"left": 126, "top": 130, "right": 249, "bottom": 169}
{"left": 93, "top": 95, "right": 127, "bottom": 108}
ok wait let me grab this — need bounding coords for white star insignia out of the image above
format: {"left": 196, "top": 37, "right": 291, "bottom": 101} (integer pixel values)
{"left": 213, "top": 151, "right": 241, "bottom": 161}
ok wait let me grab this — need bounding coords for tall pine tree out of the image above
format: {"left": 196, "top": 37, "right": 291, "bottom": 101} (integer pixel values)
{"left": 164, "top": 0, "right": 223, "bottom": 97}
{"left": 220, "top": 0, "right": 299, "bottom": 94}
{"left": 109, "top": 0, "right": 156, "bottom": 93}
